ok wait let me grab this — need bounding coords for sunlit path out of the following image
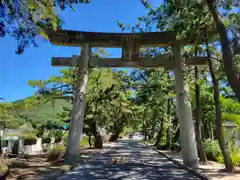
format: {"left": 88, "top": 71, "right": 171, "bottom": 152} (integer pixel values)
{"left": 57, "top": 140, "right": 200, "bottom": 180}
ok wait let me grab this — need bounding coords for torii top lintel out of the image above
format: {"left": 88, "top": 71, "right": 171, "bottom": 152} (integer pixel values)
{"left": 48, "top": 29, "right": 178, "bottom": 47}
{"left": 49, "top": 29, "right": 209, "bottom": 68}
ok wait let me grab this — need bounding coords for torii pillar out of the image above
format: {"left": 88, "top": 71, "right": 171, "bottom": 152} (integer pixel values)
{"left": 173, "top": 45, "right": 199, "bottom": 168}
{"left": 48, "top": 29, "right": 207, "bottom": 167}
{"left": 65, "top": 44, "right": 90, "bottom": 158}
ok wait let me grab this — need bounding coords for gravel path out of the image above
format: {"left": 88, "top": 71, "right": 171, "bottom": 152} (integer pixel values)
{"left": 57, "top": 140, "right": 201, "bottom": 180}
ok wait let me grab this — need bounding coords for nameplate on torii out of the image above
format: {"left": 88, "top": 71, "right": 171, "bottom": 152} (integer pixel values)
{"left": 51, "top": 55, "right": 208, "bottom": 68}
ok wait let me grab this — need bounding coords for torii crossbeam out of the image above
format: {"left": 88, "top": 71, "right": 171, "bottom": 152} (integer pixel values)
{"left": 48, "top": 29, "right": 207, "bottom": 168}
{"left": 51, "top": 55, "right": 208, "bottom": 68}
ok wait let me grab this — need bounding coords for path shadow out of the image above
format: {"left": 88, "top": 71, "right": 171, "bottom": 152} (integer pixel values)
{"left": 58, "top": 140, "right": 200, "bottom": 180}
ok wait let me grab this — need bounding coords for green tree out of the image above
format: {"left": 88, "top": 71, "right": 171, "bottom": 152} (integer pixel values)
{"left": 29, "top": 66, "right": 134, "bottom": 149}
{"left": 0, "top": 0, "right": 91, "bottom": 53}
{"left": 204, "top": 0, "right": 240, "bottom": 101}
{"left": 131, "top": 0, "right": 239, "bottom": 171}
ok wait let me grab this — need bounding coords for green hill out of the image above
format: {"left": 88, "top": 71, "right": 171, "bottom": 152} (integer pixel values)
{"left": 19, "top": 99, "right": 71, "bottom": 125}
{"left": 1, "top": 98, "right": 71, "bottom": 129}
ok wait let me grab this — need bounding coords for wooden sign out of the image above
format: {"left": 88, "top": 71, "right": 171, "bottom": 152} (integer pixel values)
{"left": 121, "top": 36, "right": 140, "bottom": 60}
{"left": 48, "top": 29, "right": 177, "bottom": 47}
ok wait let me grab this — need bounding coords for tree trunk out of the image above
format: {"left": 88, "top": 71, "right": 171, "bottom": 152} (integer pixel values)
{"left": 109, "top": 128, "right": 121, "bottom": 142}
{"left": 88, "top": 135, "right": 92, "bottom": 148}
{"left": 154, "top": 121, "right": 163, "bottom": 146}
{"left": 94, "top": 135, "right": 103, "bottom": 149}
{"left": 205, "top": 0, "right": 240, "bottom": 101}
{"left": 194, "top": 66, "right": 208, "bottom": 164}
{"left": 210, "top": 122, "right": 214, "bottom": 140}
{"left": 172, "top": 128, "right": 180, "bottom": 144}
{"left": 148, "top": 133, "right": 153, "bottom": 141}
{"left": 165, "top": 97, "right": 172, "bottom": 148}
{"left": 203, "top": 121, "right": 212, "bottom": 139}
{"left": 206, "top": 40, "right": 233, "bottom": 172}
{"left": 165, "top": 127, "right": 171, "bottom": 148}
{"left": 143, "top": 131, "right": 148, "bottom": 141}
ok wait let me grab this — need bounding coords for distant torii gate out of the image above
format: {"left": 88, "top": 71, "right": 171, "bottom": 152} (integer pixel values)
{"left": 48, "top": 30, "right": 208, "bottom": 168}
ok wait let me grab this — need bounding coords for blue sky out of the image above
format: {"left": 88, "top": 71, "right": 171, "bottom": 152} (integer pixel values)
{"left": 0, "top": 0, "right": 161, "bottom": 102}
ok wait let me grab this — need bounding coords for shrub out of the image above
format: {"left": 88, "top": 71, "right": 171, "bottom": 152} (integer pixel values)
{"left": 54, "top": 144, "right": 66, "bottom": 151}
{"left": 170, "top": 143, "right": 181, "bottom": 152}
{"left": 54, "top": 131, "right": 63, "bottom": 143}
{"left": 204, "top": 138, "right": 222, "bottom": 161}
{"left": 160, "top": 136, "right": 166, "bottom": 145}
{"left": 216, "top": 150, "right": 240, "bottom": 166}
{"left": 42, "top": 137, "right": 51, "bottom": 144}
{"left": 46, "top": 144, "right": 66, "bottom": 162}
{"left": 23, "top": 133, "right": 37, "bottom": 140}
{"left": 63, "top": 133, "right": 68, "bottom": 145}
{"left": 80, "top": 136, "right": 94, "bottom": 147}
{"left": 54, "top": 136, "right": 62, "bottom": 143}
{"left": 0, "top": 156, "right": 9, "bottom": 178}
{"left": 23, "top": 133, "right": 37, "bottom": 145}
{"left": 145, "top": 138, "right": 155, "bottom": 144}
{"left": 231, "top": 150, "right": 240, "bottom": 166}
{"left": 216, "top": 154, "right": 224, "bottom": 163}
{"left": 80, "top": 136, "right": 88, "bottom": 147}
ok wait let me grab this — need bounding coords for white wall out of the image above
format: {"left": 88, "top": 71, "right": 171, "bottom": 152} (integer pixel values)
{"left": 23, "top": 138, "right": 42, "bottom": 155}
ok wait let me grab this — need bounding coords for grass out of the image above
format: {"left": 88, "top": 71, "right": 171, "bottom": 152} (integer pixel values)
{"left": 80, "top": 136, "right": 94, "bottom": 147}
{"left": 119, "top": 127, "right": 134, "bottom": 137}
{"left": 217, "top": 149, "right": 240, "bottom": 167}
{"left": 142, "top": 138, "right": 156, "bottom": 145}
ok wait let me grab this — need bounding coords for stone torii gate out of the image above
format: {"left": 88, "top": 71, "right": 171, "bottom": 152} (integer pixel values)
{"left": 48, "top": 30, "right": 207, "bottom": 168}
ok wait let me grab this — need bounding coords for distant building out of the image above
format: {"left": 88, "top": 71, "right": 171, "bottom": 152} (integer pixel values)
{"left": 0, "top": 123, "right": 42, "bottom": 155}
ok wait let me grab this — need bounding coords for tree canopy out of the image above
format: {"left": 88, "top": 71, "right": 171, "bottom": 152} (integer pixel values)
{"left": 0, "top": 0, "right": 91, "bottom": 53}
